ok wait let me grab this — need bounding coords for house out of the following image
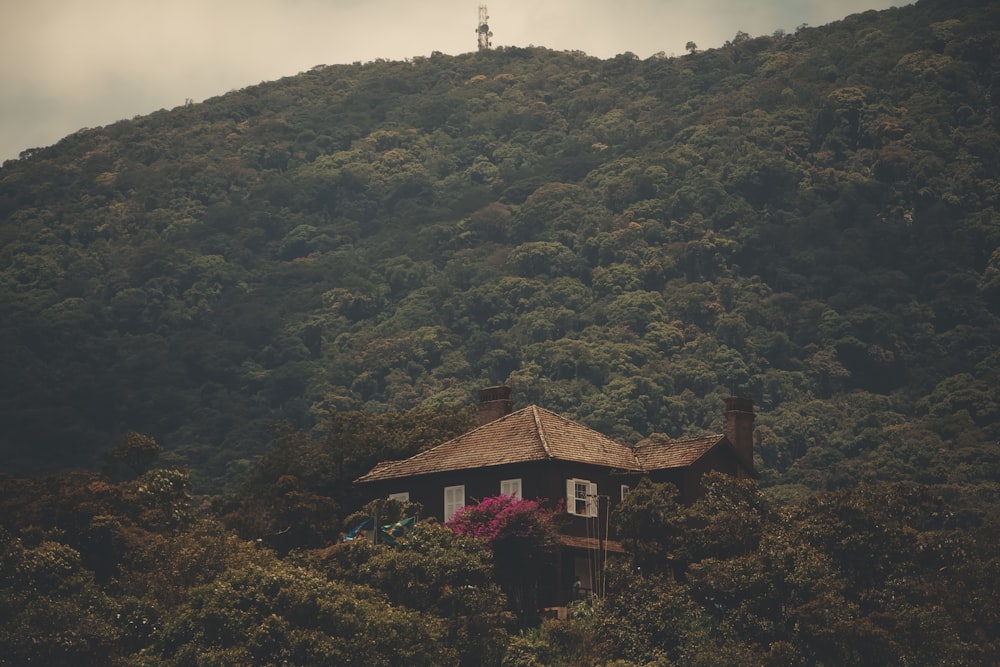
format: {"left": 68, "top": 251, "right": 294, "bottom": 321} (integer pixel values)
{"left": 355, "top": 386, "right": 756, "bottom": 605}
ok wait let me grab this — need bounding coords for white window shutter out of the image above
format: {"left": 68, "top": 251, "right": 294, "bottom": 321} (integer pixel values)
{"left": 566, "top": 479, "right": 576, "bottom": 515}
{"left": 501, "top": 478, "right": 522, "bottom": 499}
{"left": 587, "top": 482, "right": 598, "bottom": 517}
{"left": 444, "top": 485, "right": 465, "bottom": 522}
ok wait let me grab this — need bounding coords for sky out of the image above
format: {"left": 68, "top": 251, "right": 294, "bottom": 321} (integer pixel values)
{"left": 0, "top": 0, "right": 904, "bottom": 164}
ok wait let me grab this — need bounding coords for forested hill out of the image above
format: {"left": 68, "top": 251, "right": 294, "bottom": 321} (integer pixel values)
{"left": 1, "top": 0, "right": 998, "bottom": 492}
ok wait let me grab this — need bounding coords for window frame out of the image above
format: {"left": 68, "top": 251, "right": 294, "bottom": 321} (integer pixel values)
{"left": 566, "top": 478, "right": 598, "bottom": 517}
{"left": 500, "top": 478, "right": 522, "bottom": 499}
{"left": 388, "top": 491, "right": 409, "bottom": 503}
{"left": 444, "top": 484, "right": 465, "bottom": 522}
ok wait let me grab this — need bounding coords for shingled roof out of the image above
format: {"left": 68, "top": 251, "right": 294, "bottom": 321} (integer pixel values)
{"left": 355, "top": 404, "right": 728, "bottom": 483}
{"left": 633, "top": 434, "right": 726, "bottom": 470}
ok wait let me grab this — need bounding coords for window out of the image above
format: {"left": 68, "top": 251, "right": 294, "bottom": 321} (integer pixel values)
{"left": 388, "top": 492, "right": 409, "bottom": 502}
{"left": 500, "top": 478, "right": 522, "bottom": 499}
{"left": 566, "top": 478, "right": 597, "bottom": 517}
{"left": 444, "top": 485, "right": 465, "bottom": 522}
{"left": 620, "top": 485, "right": 630, "bottom": 501}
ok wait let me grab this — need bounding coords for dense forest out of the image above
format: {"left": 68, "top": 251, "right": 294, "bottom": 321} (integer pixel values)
{"left": 2, "top": 0, "right": 999, "bottom": 662}
{"left": 1, "top": 0, "right": 998, "bottom": 494}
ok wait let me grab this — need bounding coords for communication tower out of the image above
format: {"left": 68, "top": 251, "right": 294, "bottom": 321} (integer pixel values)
{"left": 476, "top": 5, "right": 493, "bottom": 51}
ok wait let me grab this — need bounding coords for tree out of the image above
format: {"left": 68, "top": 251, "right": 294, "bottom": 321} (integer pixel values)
{"left": 449, "top": 495, "right": 561, "bottom": 624}
{"left": 613, "top": 473, "right": 765, "bottom": 578}
{"left": 317, "top": 520, "right": 512, "bottom": 667}
{"left": 0, "top": 528, "right": 120, "bottom": 667}
{"left": 596, "top": 563, "right": 749, "bottom": 665}
{"left": 221, "top": 406, "right": 473, "bottom": 549}
{"left": 138, "top": 560, "right": 450, "bottom": 666}
{"left": 102, "top": 431, "right": 161, "bottom": 479}
{"left": 611, "top": 477, "right": 686, "bottom": 574}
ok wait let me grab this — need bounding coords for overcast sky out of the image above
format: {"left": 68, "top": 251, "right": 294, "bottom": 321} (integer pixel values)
{"left": 1, "top": 0, "right": 904, "bottom": 164}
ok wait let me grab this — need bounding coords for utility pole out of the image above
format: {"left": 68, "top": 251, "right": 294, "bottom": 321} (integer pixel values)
{"left": 597, "top": 494, "right": 609, "bottom": 598}
{"left": 476, "top": 5, "right": 493, "bottom": 51}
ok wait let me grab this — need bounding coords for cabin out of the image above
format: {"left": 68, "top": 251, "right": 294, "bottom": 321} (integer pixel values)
{"left": 355, "top": 387, "right": 756, "bottom": 606}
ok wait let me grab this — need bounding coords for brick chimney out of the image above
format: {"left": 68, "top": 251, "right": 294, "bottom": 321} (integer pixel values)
{"left": 478, "top": 385, "right": 513, "bottom": 426}
{"left": 724, "top": 395, "right": 755, "bottom": 469}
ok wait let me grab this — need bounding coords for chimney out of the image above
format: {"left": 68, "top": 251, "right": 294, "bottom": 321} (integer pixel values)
{"left": 724, "top": 395, "right": 755, "bottom": 469}
{"left": 478, "top": 385, "right": 512, "bottom": 426}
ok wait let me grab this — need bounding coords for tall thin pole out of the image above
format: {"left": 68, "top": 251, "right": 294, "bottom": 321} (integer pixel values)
{"left": 601, "top": 495, "right": 610, "bottom": 597}
{"left": 597, "top": 495, "right": 605, "bottom": 597}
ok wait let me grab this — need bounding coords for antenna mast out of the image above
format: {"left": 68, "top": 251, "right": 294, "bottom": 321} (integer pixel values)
{"left": 476, "top": 5, "right": 493, "bottom": 51}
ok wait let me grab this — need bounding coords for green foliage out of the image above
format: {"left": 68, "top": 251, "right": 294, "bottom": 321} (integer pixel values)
{"left": 613, "top": 473, "right": 765, "bottom": 574}
{"left": 503, "top": 603, "right": 608, "bottom": 667}
{"left": 132, "top": 468, "right": 193, "bottom": 531}
{"left": 0, "top": 468, "right": 196, "bottom": 584}
{"left": 3, "top": 3, "right": 1000, "bottom": 660}
{"left": 116, "top": 520, "right": 274, "bottom": 607}
{"left": 312, "top": 521, "right": 512, "bottom": 666}
{"left": 137, "top": 561, "right": 450, "bottom": 666}
{"left": 597, "top": 565, "right": 744, "bottom": 666}
{"left": 102, "top": 432, "right": 162, "bottom": 480}
{"left": 1, "top": 1, "right": 998, "bottom": 497}
{"left": 604, "top": 478, "right": 1000, "bottom": 665}
{"left": 0, "top": 456, "right": 998, "bottom": 665}
{"left": 611, "top": 478, "right": 686, "bottom": 571}
{"left": 0, "top": 528, "right": 120, "bottom": 666}
{"left": 217, "top": 405, "right": 473, "bottom": 550}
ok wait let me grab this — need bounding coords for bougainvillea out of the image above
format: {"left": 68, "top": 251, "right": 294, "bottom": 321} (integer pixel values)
{"left": 446, "top": 495, "right": 560, "bottom": 550}
{"left": 447, "top": 495, "right": 563, "bottom": 623}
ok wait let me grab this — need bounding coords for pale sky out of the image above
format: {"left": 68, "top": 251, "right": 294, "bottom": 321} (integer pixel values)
{"left": 1, "top": 0, "right": 903, "bottom": 164}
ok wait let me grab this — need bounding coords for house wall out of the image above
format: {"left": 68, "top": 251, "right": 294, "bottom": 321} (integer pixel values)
{"left": 361, "top": 460, "right": 643, "bottom": 536}
{"left": 360, "top": 445, "right": 749, "bottom": 532}
{"left": 366, "top": 461, "right": 553, "bottom": 522}
{"left": 534, "top": 461, "right": 640, "bottom": 538}
{"left": 646, "top": 467, "right": 687, "bottom": 500}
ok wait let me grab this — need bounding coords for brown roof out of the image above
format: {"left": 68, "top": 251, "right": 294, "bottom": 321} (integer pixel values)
{"left": 633, "top": 434, "right": 725, "bottom": 470}
{"left": 356, "top": 404, "right": 730, "bottom": 484}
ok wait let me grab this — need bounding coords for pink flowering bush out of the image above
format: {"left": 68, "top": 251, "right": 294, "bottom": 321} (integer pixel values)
{"left": 447, "top": 495, "right": 562, "bottom": 623}
{"left": 446, "top": 495, "right": 560, "bottom": 550}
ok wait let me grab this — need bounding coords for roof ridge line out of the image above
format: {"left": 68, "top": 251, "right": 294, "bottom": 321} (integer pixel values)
{"left": 383, "top": 403, "right": 535, "bottom": 467}
{"left": 535, "top": 404, "right": 642, "bottom": 469}
{"left": 531, "top": 405, "right": 554, "bottom": 458}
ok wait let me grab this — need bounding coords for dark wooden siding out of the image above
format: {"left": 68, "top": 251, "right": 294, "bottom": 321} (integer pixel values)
{"left": 358, "top": 447, "right": 744, "bottom": 530}
{"left": 361, "top": 460, "right": 646, "bottom": 532}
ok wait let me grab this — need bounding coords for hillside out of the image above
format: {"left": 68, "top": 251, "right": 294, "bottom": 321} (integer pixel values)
{"left": 1, "top": 0, "right": 998, "bottom": 492}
